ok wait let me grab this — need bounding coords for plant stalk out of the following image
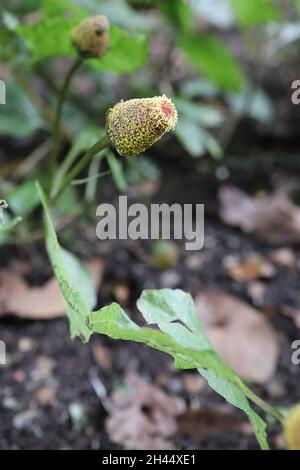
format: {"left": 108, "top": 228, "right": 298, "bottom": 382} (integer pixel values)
{"left": 50, "top": 57, "right": 84, "bottom": 179}
{"left": 241, "top": 383, "right": 285, "bottom": 424}
{"left": 52, "top": 135, "right": 110, "bottom": 201}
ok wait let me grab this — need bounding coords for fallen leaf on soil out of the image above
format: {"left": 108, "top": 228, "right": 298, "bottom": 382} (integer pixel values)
{"left": 223, "top": 254, "right": 276, "bottom": 282}
{"left": 269, "top": 248, "right": 296, "bottom": 268}
{"left": 282, "top": 305, "right": 300, "bottom": 329}
{"left": 219, "top": 184, "right": 300, "bottom": 244}
{"left": 177, "top": 408, "right": 252, "bottom": 440}
{"left": 105, "top": 372, "right": 185, "bottom": 450}
{"left": 196, "top": 290, "right": 280, "bottom": 384}
{"left": 0, "top": 259, "right": 103, "bottom": 319}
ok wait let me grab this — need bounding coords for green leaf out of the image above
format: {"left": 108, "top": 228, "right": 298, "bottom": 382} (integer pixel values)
{"left": 93, "top": 288, "right": 240, "bottom": 382}
{"left": 17, "top": 16, "right": 83, "bottom": 61}
{"left": 199, "top": 369, "right": 269, "bottom": 450}
{"left": 227, "top": 85, "right": 274, "bottom": 124}
{"left": 36, "top": 188, "right": 272, "bottom": 449}
{"left": 7, "top": 180, "right": 41, "bottom": 216}
{"left": 173, "top": 97, "right": 223, "bottom": 158}
{"left": 89, "top": 302, "right": 239, "bottom": 379}
{"left": 52, "top": 127, "right": 102, "bottom": 198}
{"left": 66, "top": 128, "right": 101, "bottom": 157}
{"left": 180, "top": 78, "right": 219, "bottom": 99}
{"left": 137, "top": 289, "right": 205, "bottom": 339}
{"left": 74, "top": 0, "right": 152, "bottom": 31}
{"left": 126, "top": 156, "right": 161, "bottom": 185}
{"left": 0, "top": 216, "right": 22, "bottom": 234}
{"left": 106, "top": 151, "right": 128, "bottom": 191}
{"left": 2, "top": 11, "right": 20, "bottom": 30}
{"left": 0, "top": 214, "right": 22, "bottom": 246}
{"left": 175, "top": 118, "right": 205, "bottom": 157}
{"left": 230, "top": 0, "right": 280, "bottom": 27}
{"left": 175, "top": 117, "right": 222, "bottom": 158}
{"left": 0, "top": 80, "right": 45, "bottom": 138}
{"left": 137, "top": 289, "right": 269, "bottom": 450}
{"left": 42, "top": 0, "right": 85, "bottom": 17}
{"left": 36, "top": 181, "right": 92, "bottom": 342}
{"left": 17, "top": 18, "right": 148, "bottom": 74}
{"left": 159, "top": 0, "right": 193, "bottom": 31}
{"left": 61, "top": 248, "right": 97, "bottom": 311}
{"left": 174, "top": 97, "right": 224, "bottom": 128}
{"left": 55, "top": 186, "right": 82, "bottom": 216}
{"left": 180, "top": 33, "right": 244, "bottom": 90}
{"left": 90, "top": 27, "right": 148, "bottom": 74}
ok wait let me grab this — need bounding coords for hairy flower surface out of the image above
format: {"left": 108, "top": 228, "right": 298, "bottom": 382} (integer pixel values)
{"left": 71, "top": 16, "right": 109, "bottom": 58}
{"left": 284, "top": 405, "right": 300, "bottom": 450}
{"left": 106, "top": 95, "right": 178, "bottom": 157}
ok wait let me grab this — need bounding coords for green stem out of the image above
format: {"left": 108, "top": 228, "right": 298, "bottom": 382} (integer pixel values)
{"left": 241, "top": 383, "right": 285, "bottom": 424}
{"left": 52, "top": 135, "right": 110, "bottom": 201}
{"left": 50, "top": 57, "right": 84, "bottom": 179}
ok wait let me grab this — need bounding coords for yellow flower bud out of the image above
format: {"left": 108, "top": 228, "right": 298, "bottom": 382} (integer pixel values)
{"left": 284, "top": 404, "right": 300, "bottom": 450}
{"left": 106, "top": 95, "right": 178, "bottom": 157}
{"left": 71, "top": 16, "right": 110, "bottom": 59}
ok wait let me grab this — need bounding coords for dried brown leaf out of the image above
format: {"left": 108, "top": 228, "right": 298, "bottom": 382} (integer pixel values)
{"left": 0, "top": 259, "right": 103, "bottom": 319}
{"left": 196, "top": 290, "right": 280, "bottom": 384}
{"left": 105, "top": 372, "right": 185, "bottom": 450}
{"left": 219, "top": 185, "right": 300, "bottom": 244}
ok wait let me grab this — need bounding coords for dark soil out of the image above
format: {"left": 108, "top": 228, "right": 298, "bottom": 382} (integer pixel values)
{"left": 1, "top": 132, "right": 300, "bottom": 450}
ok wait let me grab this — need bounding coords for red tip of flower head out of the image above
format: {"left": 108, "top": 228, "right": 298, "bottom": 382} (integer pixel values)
{"left": 161, "top": 102, "right": 174, "bottom": 118}
{"left": 107, "top": 96, "right": 178, "bottom": 157}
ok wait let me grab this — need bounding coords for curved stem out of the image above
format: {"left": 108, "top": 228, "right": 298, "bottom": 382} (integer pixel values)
{"left": 241, "top": 383, "right": 285, "bottom": 424}
{"left": 52, "top": 135, "right": 110, "bottom": 201}
{"left": 50, "top": 57, "right": 84, "bottom": 179}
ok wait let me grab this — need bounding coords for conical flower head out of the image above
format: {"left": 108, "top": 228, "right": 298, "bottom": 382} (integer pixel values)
{"left": 284, "top": 404, "right": 300, "bottom": 450}
{"left": 71, "top": 16, "right": 109, "bottom": 58}
{"left": 106, "top": 95, "right": 178, "bottom": 157}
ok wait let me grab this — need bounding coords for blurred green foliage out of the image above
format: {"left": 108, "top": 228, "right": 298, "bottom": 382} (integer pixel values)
{"left": 230, "top": 0, "right": 280, "bottom": 27}
{"left": 0, "top": 2, "right": 292, "bottom": 447}
{"left": 1, "top": 0, "right": 295, "bottom": 160}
